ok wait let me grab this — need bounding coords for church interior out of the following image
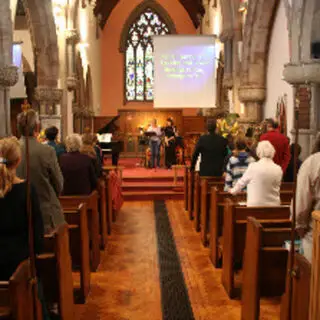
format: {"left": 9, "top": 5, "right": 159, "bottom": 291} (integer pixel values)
{"left": 1, "top": 0, "right": 320, "bottom": 319}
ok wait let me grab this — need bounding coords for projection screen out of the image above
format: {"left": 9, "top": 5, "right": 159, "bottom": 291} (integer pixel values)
{"left": 153, "top": 35, "right": 216, "bottom": 109}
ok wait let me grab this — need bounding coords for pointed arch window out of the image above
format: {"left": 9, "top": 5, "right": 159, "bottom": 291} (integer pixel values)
{"left": 125, "top": 8, "right": 171, "bottom": 102}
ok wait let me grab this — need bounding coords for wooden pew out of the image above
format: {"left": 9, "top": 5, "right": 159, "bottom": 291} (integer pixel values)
{"left": 37, "top": 223, "right": 75, "bottom": 319}
{"left": 221, "top": 199, "right": 290, "bottom": 298}
{"left": 199, "top": 177, "right": 224, "bottom": 244}
{"left": 280, "top": 253, "right": 311, "bottom": 320}
{"left": 184, "top": 166, "right": 189, "bottom": 212}
{"left": 194, "top": 176, "right": 223, "bottom": 232}
{"left": 63, "top": 204, "right": 90, "bottom": 303}
{"left": 187, "top": 170, "right": 195, "bottom": 220}
{"left": 209, "top": 187, "right": 293, "bottom": 268}
{"left": 241, "top": 217, "right": 291, "bottom": 319}
{"left": 0, "top": 260, "right": 42, "bottom": 320}
{"left": 60, "top": 191, "right": 100, "bottom": 271}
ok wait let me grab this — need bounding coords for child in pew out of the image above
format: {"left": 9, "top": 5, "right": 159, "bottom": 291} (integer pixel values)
{"left": 229, "top": 141, "right": 283, "bottom": 206}
{"left": 0, "top": 137, "right": 53, "bottom": 319}
{"left": 224, "top": 136, "right": 256, "bottom": 191}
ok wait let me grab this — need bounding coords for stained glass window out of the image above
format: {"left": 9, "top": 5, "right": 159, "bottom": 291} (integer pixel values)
{"left": 125, "top": 8, "right": 170, "bottom": 102}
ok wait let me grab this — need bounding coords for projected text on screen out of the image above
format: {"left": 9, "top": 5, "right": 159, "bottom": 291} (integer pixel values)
{"left": 160, "top": 54, "right": 211, "bottom": 80}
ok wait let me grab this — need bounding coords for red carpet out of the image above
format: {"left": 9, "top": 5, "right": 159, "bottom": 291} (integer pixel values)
{"left": 105, "top": 158, "right": 185, "bottom": 201}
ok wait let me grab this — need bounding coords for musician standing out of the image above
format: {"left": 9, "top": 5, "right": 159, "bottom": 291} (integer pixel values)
{"left": 164, "top": 118, "right": 176, "bottom": 169}
{"left": 147, "top": 119, "right": 162, "bottom": 169}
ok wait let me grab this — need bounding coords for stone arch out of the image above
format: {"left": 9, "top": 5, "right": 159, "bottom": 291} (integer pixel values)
{"left": 119, "top": 0, "right": 177, "bottom": 53}
{"left": 239, "top": 0, "right": 279, "bottom": 105}
{"left": 22, "top": 0, "right": 59, "bottom": 87}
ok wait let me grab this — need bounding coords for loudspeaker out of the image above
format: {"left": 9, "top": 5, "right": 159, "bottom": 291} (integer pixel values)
{"left": 311, "top": 42, "right": 320, "bottom": 59}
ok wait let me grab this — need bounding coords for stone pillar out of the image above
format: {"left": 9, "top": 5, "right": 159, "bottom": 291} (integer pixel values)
{"left": 64, "top": 29, "right": 80, "bottom": 136}
{"left": 0, "top": 1, "right": 18, "bottom": 137}
{"left": 238, "top": 85, "right": 266, "bottom": 123}
{"left": 283, "top": 61, "right": 320, "bottom": 158}
{"left": 35, "top": 86, "right": 63, "bottom": 136}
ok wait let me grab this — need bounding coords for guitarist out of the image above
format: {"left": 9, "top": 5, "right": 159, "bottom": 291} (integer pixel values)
{"left": 164, "top": 118, "right": 177, "bottom": 169}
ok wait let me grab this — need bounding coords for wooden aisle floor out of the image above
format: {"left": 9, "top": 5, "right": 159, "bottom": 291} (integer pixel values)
{"left": 75, "top": 201, "right": 280, "bottom": 320}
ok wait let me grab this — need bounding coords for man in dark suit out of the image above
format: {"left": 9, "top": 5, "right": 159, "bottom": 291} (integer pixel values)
{"left": 191, "top": 119, "right": 228, "bottom": 177}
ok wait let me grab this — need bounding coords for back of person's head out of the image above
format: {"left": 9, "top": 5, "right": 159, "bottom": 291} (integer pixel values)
{"left": 235, "top": 136, "right": 247, "bottom": 151}
{"left": 265, "top": 118, "right": 278, "bottom": 131}
{"left": 207, "top": 119, "right": 217, "bottom": 134}
{"left": 256, "top": 140, "right": 276, "bottom": 160}
{"left": 65, "top": 134, "right": 82, "bottom": 152}
{"left": 82, "top": 133, "right": 95, "bottom": 146}
{"left": 17, "top": 109, "right": 38, "bottom": 136}
{"left": 290, "top": 143, "right": 301, "bottom": 156}
{"left": 0, "top": 137, "right": 21, "bottom": 198}
{"left": 45, "top": 126, "right": 59, "bottom": 141}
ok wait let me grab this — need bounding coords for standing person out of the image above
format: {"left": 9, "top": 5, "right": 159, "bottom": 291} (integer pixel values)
{"left": 190, "top": 120, "right": 228, "bottom": 177}
{"left": 230, "top": 141, "right": 283, "bottom": 206}
{"left": 224, "top": 136, "right": 256, "bottom": 191}
{"left": 260, "top": 118, "right": 291, "bottom": 173}
{"left": 164, "top": 118, "right": 176, "bottom": 169}
{"left": 44, "top": 126, "right": 65, "bottom": 160}
{"left": 283, "top": 143, "right": 302, "bottom": 182}
{"left": 293, "top": 135, "right": 320, "bottom": 262}
{"left": 147, "top": 119, "right": 162, "bottom": 169}
{"left": 16, "top": 109, "right": 65, "bottom": 234}
{"left": 0, "top": 137, "right": 44, "bottom": 280}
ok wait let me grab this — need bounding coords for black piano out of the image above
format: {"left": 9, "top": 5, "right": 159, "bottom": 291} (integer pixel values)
{"left": 97, "top": 115, "right": 124, "bottom": 165}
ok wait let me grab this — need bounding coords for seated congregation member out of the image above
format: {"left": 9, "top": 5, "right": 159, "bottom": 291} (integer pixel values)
{"left": 0, "top": 137, "right": 44, "bottom": 280}
{"left": 60, "top": 134, "right": 97, "bottom": 195}
{"left": 81, "top": 133, "right": 102, "bottom": 178}
{"left": 44, "top": 126, "right": 65, "bottom": 159}
{"left": 260, "top": 118, "right": 291, "bottom": 173}
{"left": 294, "top": 135, "right": 320, "bottom": 262}
{"left": 230, "top": 141, "right": 283, "bottom": 206}
{"left": 17, "top": 109, "right": 65, "bottom": 234}
{"left": 283, "top": 143, "right": 302, "bottom": 182}
{"left": 191, "top": 119, "right": 228, "bottom": 177}
{"left": 224, "top": 137, "right": 256, "bottom": 191}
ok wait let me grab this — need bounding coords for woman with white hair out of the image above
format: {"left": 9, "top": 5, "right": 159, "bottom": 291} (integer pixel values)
{"left": 59, "top": 134, "right": 97, "bottom": 195}
{"left": 229, "top": 140, "right": 283, "bottom": 206}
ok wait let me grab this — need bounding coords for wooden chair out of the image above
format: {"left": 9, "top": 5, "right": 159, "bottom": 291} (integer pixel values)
{"left": 37, "top": 223, "right": 75, "bottom": 319}
{"left": 280, "top": 253, "right": 311, "bottom": 320}
{"left": 63, "top": 204, "right": 90, "bottom": 303}
{"left": 199, "top": 177, "right": 224, "bottom": 244}
{"left": 60, "top": 191, "right": 100, "bottom": 271}
{"left": 241, "top": 217, "right": 291, "bottom": 319}
{"left": 0, "top": 260, "right": 42, "bottom": 320}
{"left": 221, "top": 199, "right": 290, "bottom": 298}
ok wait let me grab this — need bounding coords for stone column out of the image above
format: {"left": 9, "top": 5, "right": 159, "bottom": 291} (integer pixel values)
{"left": 35, "top": 86, "right": 63, "bottom": 135}
{"left": 0, "top": 1, "right": 18, "bottom": 137}
{"left": 238, "top": 85, "right": 266, "bottom": 124}
{"left": 64, "top": 29, "right": 80, "bottom": 136}
{"left": 283, "top": 61, "right": 320, "bottom": 158}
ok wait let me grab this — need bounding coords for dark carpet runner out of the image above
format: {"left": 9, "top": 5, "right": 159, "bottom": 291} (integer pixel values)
{"left": 153, "top": 200, "right": 195, "bottom": 320}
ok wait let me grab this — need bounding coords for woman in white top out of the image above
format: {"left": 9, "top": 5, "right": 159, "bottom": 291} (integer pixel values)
{"left": 230, "top": 141, "right": 283, "bottom": 206}
{"left": 147, "top": 119, "right": 162, "bottom": 169}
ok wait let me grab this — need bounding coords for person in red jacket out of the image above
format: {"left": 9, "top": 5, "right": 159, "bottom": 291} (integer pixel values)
{"left": 260, "top": 118, "right": 291, "bottom": 173}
